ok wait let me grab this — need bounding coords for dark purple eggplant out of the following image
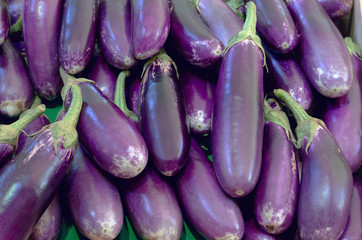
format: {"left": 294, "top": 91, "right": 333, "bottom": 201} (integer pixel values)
{"left": 131, "top": 0, "right": 170, "bottom": 60}
{"left": 60, "top": 68, "right": 148, "bottom": 179}
{"left": 212, "top": 2, "right": 264, "bottom": 198}
{"left": 0, "top": 0, "right": 9, "bottom": 45}
{"left": 122, "top": 165, "right": 183, "bottom": 240}
{"left": 99, "top": 0, "right": 137, "bottom": 69}
{"left": 0, "top": 104, "right": 45, "bottom": 167}
{"left": 169, "top": 0, "right": 223, "bottom": 68}
{"left": 244, "top": 218, "right": 281, "bottom": 240}
{"left": 176, "top": 138, "right": 244, "bottom": 239}
{"left": 0, "top": 84, "right": 82, "bottom": 240}
{"left": 85, "top": 48, "right": 117, "bottom": 101}
{"left": 180, "top": 68, "right": 215, "bottom": 136}
{"left": 59, "top": 0, "right": 98, "bottom": 74}
{"left": 29, "top": 194, "right": 62, "bottom": 240}
{"left": 265, "top": 47, "right": 313, "bottom": 110}
{"left": 65, "top": 143, "right": 124, "bottom": 240}
{"left": 23, "top": 0, "right": 63, "bottom": 100}
{"left": 254, "top": 99, "right": 298, "bottom": 234}
{"left": 0, "top": 38, "right": 34, "bottom": 117}
{"left": 191, "top": 0, "right": 244, "bottom": 47}
{"left": 9, "top": 0, "right": 22, "bottom": 26}
{"left": 128, "top": 77, "right": 141, "bottom": 115}
{"left": 285, "top": 0, "right": 353, "bottom": 98}
{"left": 274, "top": 89, "right": 353, "bottom": 240}
{"left": 138, "top": 49, "right": 190, "bottom": 176}
{"left": 322, "top": 37, "right": 362, "bottom": 172}
{"left": 318, "top": 0, "right": 353, "bottom": 19}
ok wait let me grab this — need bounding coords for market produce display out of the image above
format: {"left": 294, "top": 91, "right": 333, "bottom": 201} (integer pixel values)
{"left": 0, "top": 0, "right": 361, "bottom": 239}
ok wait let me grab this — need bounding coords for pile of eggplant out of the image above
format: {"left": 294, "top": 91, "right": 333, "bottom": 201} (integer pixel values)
{"left": 0, "top": 0, "right": 361, "bottom": 239}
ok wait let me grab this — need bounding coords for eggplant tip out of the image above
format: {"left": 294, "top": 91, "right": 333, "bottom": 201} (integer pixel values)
{"left": 0, "top": 99, "right": 26, "bottom": 117}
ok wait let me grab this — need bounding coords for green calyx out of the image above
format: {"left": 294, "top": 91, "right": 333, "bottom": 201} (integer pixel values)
{"left": 10, "top": 14, "right": 23, "bottom": 35}
{"left": 226, "top": 0, "right": 246, "bottom": 20}
{"left": 114, "top": 71, "right": 138, "bottom": 122}
{"left": 223, "top": 2, "right": 266, "bottom": 67}
{"left": 345, "top": 37, "right": 362, "bottom": 60}
{"left": 59, "top": 67, "right": 94, "bottom": 101}
{"left": 190, "top": 0, "right": 201, "bottom": 14}
{"left": 273, "top": 89, "right": 326, "bottom": 153}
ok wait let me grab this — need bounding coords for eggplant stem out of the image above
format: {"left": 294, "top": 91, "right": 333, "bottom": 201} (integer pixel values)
{"left": 11, "top": 104, "right": 46, "bottom": 131}
{"left": 62, "top": 84, "right": 83, "bottom": 128}
{"left": 243, "top": 1, "right": 257, "bottom": 36}
{"left": 10, "top": 14, "right": 23, "bottom": 35}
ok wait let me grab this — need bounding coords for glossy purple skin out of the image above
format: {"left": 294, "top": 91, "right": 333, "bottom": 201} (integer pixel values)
{"left": 322, "top": 53, "right": 362, "bottom": 172}
{"left": 318, "top": 0, "right": 353, "bottom": 19}
{"left": 286, "top": 0, "right": 352, "bottom": 98}
{"left": 265, "top": 50, "right": 313, "bottom": 110}
{"left": 86, "top": 51, "right": 117, "bottom": 100}
{"left": 122, "top": 165, "right": 183, "bottom": 240}
{"left": 59, "top": 0, "right": 98, "bottom": 74}
{"left": 65, "top": 143, "right": 124, "bottom": 240}
{"left": 9, "top": 0, "right": 23, "bottom": 25}
{"left": 131, "top": 0, "right": 170, "bottom": 60}
{"left": 99, "top": 0, "right": 137, "bottom": 69}
{"left": 298, "top": 125, "right": 353, "bottom": 240}
{"left": 0, "top": 0, "right": 9, "bottom": 45}
{"left": 176, "top": 139, "right": 245, "bottom": 240}
{"left": 0, "top": 128, "right": 75, "bottom": 240}
{"left": 339, "top": 170, "right": 362, "bottom": 239}
{"left": 180, "top": 69, "right": 215, "bottom": 136}
{"left": 212, "top": 40, "right": 264, "bottom": 198}
{"left": 74, "top": 82, "right": 148, "bottom": 178}
{"left": 193, "top": 0, "right": 244, "bottom": 47}
{"left": 0, "top": 143, "right": 14, "bottom": 167}
{"left": 245, "top": 0, "right": 297, "bottom": 53}
{"left": 254, "top": 120, "right": 298, "bottom": 234}
{"left": 0, "top": 39, "right": 34, "bottom": 117}
{"left": 23, "top": 0, "right": 63, "bottom": 100}
{"left": 16, "top": 114, "right": 50, "bottom": 154}
{"left": 169, "top": 0, "right": 223, "bottom": 68}
{"left": 139, "top": 59, "right": 190, "bottom": 176}
{"left": 244, "top": 219, "right": 281, "bottom": 240}
{"left": 29, "top": 194, "right": 62, "bottom": 240}
{"left": 128, "top": 78, "right": 141, "bottom": 115}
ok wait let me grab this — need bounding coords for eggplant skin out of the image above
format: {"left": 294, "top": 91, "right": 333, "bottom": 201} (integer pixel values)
{"left": 318, "top": 0, "right": 353, "bottom": 19}
{"left": 0, "top": 0, "right": 9, "bottom": 45}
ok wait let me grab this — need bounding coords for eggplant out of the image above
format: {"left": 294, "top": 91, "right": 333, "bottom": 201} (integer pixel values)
{"left": 244, "top": 218, "right": 281, "bottom": 240}
{"left": 212, "top": 2, "right": 264, "bottom": 198}
{"left": 191, "top": 0, "right": 244, "bottom": 47}
{"left": 169, "top": 0, "right": 223, "bottom": 68}
{"left": 29, "top": 194, "right": 62, "bottom": 240}
{"left": 65, "top": 143, "right": 124, "bottom": 240}
{"left": 99, "top": 0, "right": 137, "bottom": 69}
{"left": 322, "top": 37, "right": 362, "bottom": 172}
{"left": 122, "top": 165, "right": 183, "bottom": 240}
{"left": 59, "top": 0, "right": 98, "bottom": 74}
{"left": 0, "top": 104, "right": 45, "bottom": 167}
{"left": 285, "top": 0, "right": 353, "bottom": 98}
{"left": 0, "top": 83, "right": 82, "bottom": 240}
{"left": 0, "top": 38, "right": 34, "bottom": 117}
{"left": 253, "top": 99, "right": 298, "bottom": 234}
{"left": 128, "top": 77, "right": 141, "bottom": 115}
{"left": 138, "top": 49, "right": 190, "bottom": 176}
{"left": 0, "top": 0, "right": 9, "bottom": 45}
{"left": 60, "top": 68, "right": 148, "bottom": 179}
{"left": 9, "top": 0, "right": 22, "bottom": 26}
{"left": 273, "top": 89, "right": 353, "bottom": 240}
{"left": 131, "top": 0, "right": 170, "bottom": 60}
{"left": 180, "top": 68, "right": 215, "bottom": 136}
{"left": 176, "top": 138, "right": 244, "bottom": 239}
{"left": 318, "top": 0, "right": 353, "bottom": 19}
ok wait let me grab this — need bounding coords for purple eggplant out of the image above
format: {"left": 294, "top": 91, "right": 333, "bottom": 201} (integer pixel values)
{"left": 285, "top": 0, "right": 353, "bottom": 98}
{"left": 65, "top": 143, "right": 124, "bottom": 240}
{"left": 176, "top": 138, "right": 244, "bottom": 239}
{"left": 191, "top": 0, "right": 244, "bottom": 47}
{"left": 169, "top": 0, "right": 223, "bottom": 68}
{"left": 128, "top": 77, "right": 141, "bottom": 115}
{"left": 29, "top": 194, "right": 62, "bottom": 240}
{"left": 274, "top": 89, "right": 353, "bottom": 240}
{"left": 339, "top": 169, "right": 362, "bottom": 240}
{"left": 60, "top": 68, "right": 148, "bottom": 179}
{"left": 265, "top": 48, "right": 313, "bottom": 110}
{"left": 180, "top": 68, "right": 215, "bottom": 136}
{"left": 254, "top": 99, "right": 298, "bottom": 234}
{"left": 99, "top": 0, "right": 137, "bottom": 69}
{"left": 138, "top": 50, "right": 190, "bottom": 176}
{"left": 212, "top": 2, "right": 264, "bottom": 198}
{"left": 0, "top": 38, "right": 34, "bottom": 117}
{"left": 9, "top": 0, "right": 22, "bottom": 26}
{"left": 131, "top": 0, "right": 170, "bottom": 60}
{"left": 0, "top": 0, "right": 9, "bottom": 45}
{"left": 0, "top": 84, "right": 82, "bottom": 240}
{"left": 322, "top": 37, "right": 362, "bottom": 172}
{"left": 318, "top": 0, "right": 353, "bottom": 19}
{"left": 244, "top": 219, "right": 281, "bottom": 240}
{"left": 85, "top": 48, "right": 117, "bottom": 101}
{"left": 122, "top": 165, "right": 183, "bottom": 240}
{"left": 59, "top": 0, "right": 98, "bottom": 74}
{"left": 0, "top": 104, "right": 45, "bottom": 167}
